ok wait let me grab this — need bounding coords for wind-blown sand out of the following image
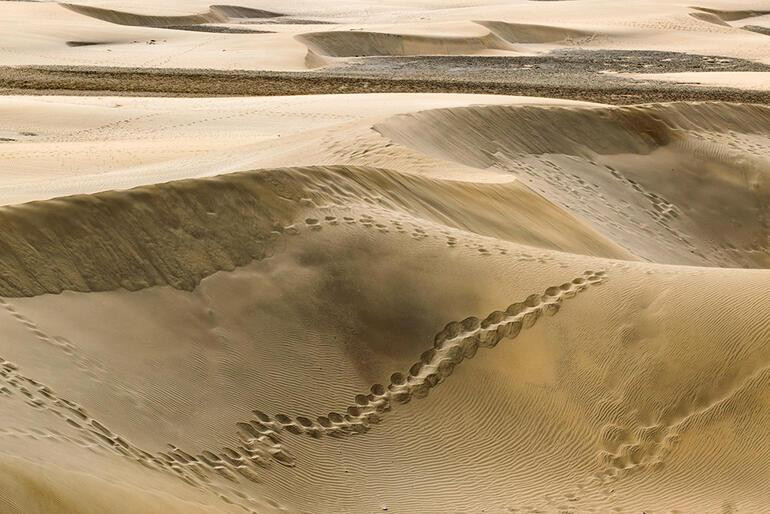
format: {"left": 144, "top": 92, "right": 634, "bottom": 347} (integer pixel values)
{"left": 2, "top": 1, "right": 770, "bottom": 513}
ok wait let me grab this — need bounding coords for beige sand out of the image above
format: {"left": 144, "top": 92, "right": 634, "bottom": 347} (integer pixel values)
{"left": 1, "top": 1, "right": 770, "bottom": 513}
{"left": 625, "top": 71, "right": 770, "bottom": 91}
{"left": 0, "top": 91, "right": 769, "bottom": 512}
{"left": 1, "top": 0, "right": 769, "bottom": 71}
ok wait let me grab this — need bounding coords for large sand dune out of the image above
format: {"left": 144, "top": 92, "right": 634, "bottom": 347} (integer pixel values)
{"left": 2, "top": 0, "right": 770, "bottom": 513}
{"left": 1, "top": 92, "right": 769, "bottom": 512}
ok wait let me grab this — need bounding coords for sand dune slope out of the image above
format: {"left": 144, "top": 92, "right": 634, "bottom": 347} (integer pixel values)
{"left": 475, "top": 20, "right": 597, "bottom": 44}
{"left": 295, "top": 30, "right": 511, "bottom": 58}
{"left": 691, "top": 6, "right": 770, "bottom": 22}
{"left": 0, "top": 170, "right": 768, "bottom": 511}
{"left": 60, "top": 3, "right": 283, "bottom": 28}
{"left": 0, "top": 93, "right": 769, "bottom": 512}
{"left": 0, "top": 165, "right": 636, "bottom": 297}
{"left": 376, "top": 101, "right": 770, "bottom": 268}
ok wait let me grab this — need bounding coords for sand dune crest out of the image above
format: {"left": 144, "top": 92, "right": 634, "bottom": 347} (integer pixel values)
{"left": 295, "top": 30, "right": 511, "bottom": 58}
{"left": 60, "top": 3, "right": 283, "bottom": 28}
{"left": 475, "top": 20, "right": 596, "bottom": 44}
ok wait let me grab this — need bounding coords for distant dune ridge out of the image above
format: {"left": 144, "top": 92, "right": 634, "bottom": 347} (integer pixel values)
{"left": 60, "top": 3, "right": 284, "bottom": 27}
{"left": 1, "top": 0, "right": 770, "bottom": 512}
{"left": 690, "top": 6, "right": 770, "bottom": 22}
{"left": 475, "top": 20, "right": 596, "bottom": 44}
{"left": 295, "top": 30, "right": 513, "bottom": 58}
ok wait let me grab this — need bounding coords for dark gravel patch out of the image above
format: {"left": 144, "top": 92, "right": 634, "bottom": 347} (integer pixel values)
{"left": 2, "top": 49, "right": 769, "bottom": 106}
{"left": 164, "top": 25, "right": 274, "bottom": 34}
{"left": 323, "top": 50, "right": 770, "bottom": 82}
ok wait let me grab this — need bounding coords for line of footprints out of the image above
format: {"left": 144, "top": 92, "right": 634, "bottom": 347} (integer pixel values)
{"left": 290, "top": 210, "right": 555, "bottom": 262}
{"left": 0, "top": 355, "right": 290, "bottom": 512}
{"left": 0, "top": 269, "right": 606, "bottom": 511}
{"left": 243, "top": 270, "right": 607, "bottom": 443}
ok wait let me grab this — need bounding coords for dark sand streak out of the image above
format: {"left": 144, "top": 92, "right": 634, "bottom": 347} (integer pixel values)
{"left": 2, "top": 65, "right": 770, "bottom": 105}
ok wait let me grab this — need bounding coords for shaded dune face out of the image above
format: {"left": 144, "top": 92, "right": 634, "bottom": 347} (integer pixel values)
{"left": 293, "top": 21, "right": 603, "bottom": 63}
{"left": 376, "top": 102, "right": 770, "bottom": 268}
{"left": 689, "top": 11, "right": 732, "bottom": 27}
{"left": 0, "top": 163, "right": 630, "bottom": 297}
{"left": 295, "top": 30, "right": 512, "bottom": 58}
{"left": 689, "top": 6, "right": 770, "bottom": 33}
{"left": 690, "top": 6, "right": 770, "bottom": 22}
{"left": 60, "top": 3, "right": 283, "bottom": 28}
{"left": 0, "top": 96, "right": 768, "bottom": 513}
{"left": 475, "top": 20, "right": 596, "bottom": 43}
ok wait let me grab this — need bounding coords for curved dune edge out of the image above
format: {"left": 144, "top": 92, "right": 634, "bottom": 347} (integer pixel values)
{"left": 474, "top": 20, "right": 596, "bottom": 43}
{"left": 375, "top": 101, "right": 770, "bottom": 268}
{"left": 0, "top": 164, "right": 631, "bottom": 297}
{"left": 2, "top": 100, "right": 769, "bottom": 298}
{"left": 690, "top": 6, "right": 770, "bottom": 22}
{"left": 60, "top": 3, "right": 282, "bottom": 28}
{"left": 744, "top": 25, "right": 770, "bottom": 36}
{"left": 376, "top": 101, "right": 770, "bottom": 159}
{"left": 294, "top": 30, "right": 512, "bottom": 58}
{"left": 304, "top": 48, "right": 329, "bottom": 68}
{"left": 0, "top": 88, "right": 769, "bottom": 512}
{"left": 295, "top": 20, "right": 607, "bottom": 62}
{"left": 689, "top": 11, "right": 731, "bottom": 27}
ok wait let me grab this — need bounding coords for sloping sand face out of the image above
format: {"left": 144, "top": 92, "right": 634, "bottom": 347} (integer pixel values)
{"left": 0, "top": 92, "right": 769, "bottom": 513}
{"left": 375, "top": 101, "right": 770, "bottom": 268}
{"left": 295, "top": 30, "right": 512, "bottom": 58}
{"left": 2, "top": 0, "right": 770, "bottom": 512}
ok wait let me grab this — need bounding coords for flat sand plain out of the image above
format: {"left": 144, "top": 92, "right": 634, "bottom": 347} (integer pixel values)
{"left": 1, "top": 1, "right": 769, "bottom": 513}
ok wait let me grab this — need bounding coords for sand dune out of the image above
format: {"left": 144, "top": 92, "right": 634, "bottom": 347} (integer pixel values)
{"left": 690, "top": 6, "right": 770, "bottom": 32}
{"left": 376, "top": 101, "right": 770, "bottom": 267}
{"left": 475, "top": 20, "right": 597, "bottom": 44}
{"left": 744, "top": 24, "right": 770, "bottom": 36}
{"left": 0, "top": 92, "right": 769, "bottom": 513}
{"left": 2, "top": 0, "right": 770, "bottom": 512}
{"left": 689, "top": 11, "right": 732, "bottom": 27}
{"left": 60, "top": 3, "right": 283, "bottom": 28}
{"left": 1, "top": 161, "right": 769, "bottom": 511}
{"left": 1, "top": 94, "right": 768, "bottom": 275}
{"left": 691, "top": 6, "right": 770, "bottom": 22}
{"left": 2, "top": 0, "right": 769, "bottom": 71}
{"left": 0, "top": 163, "right": 634, "bottom": 297}
{"left": 295, "top": 30, "right": 511, "bottom": 58}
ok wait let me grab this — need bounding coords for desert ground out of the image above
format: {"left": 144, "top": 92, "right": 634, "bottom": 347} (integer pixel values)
{"left": 1, "top": 1, "right": 769, "bottom": 513}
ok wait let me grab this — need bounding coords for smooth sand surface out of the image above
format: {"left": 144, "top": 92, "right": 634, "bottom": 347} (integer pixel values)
{"left": 1, "top": 1, "right": 770, "bottom": 513}
{"left": 626, "top": 71, "right": 770, "bottom": 90}
{"left": 0, "top": 94, "right": 590, "bottom": 205}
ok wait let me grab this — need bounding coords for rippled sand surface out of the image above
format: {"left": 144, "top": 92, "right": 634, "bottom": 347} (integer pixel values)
{"left": 1, "top": 1, "right": 769, "bottom": 513}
